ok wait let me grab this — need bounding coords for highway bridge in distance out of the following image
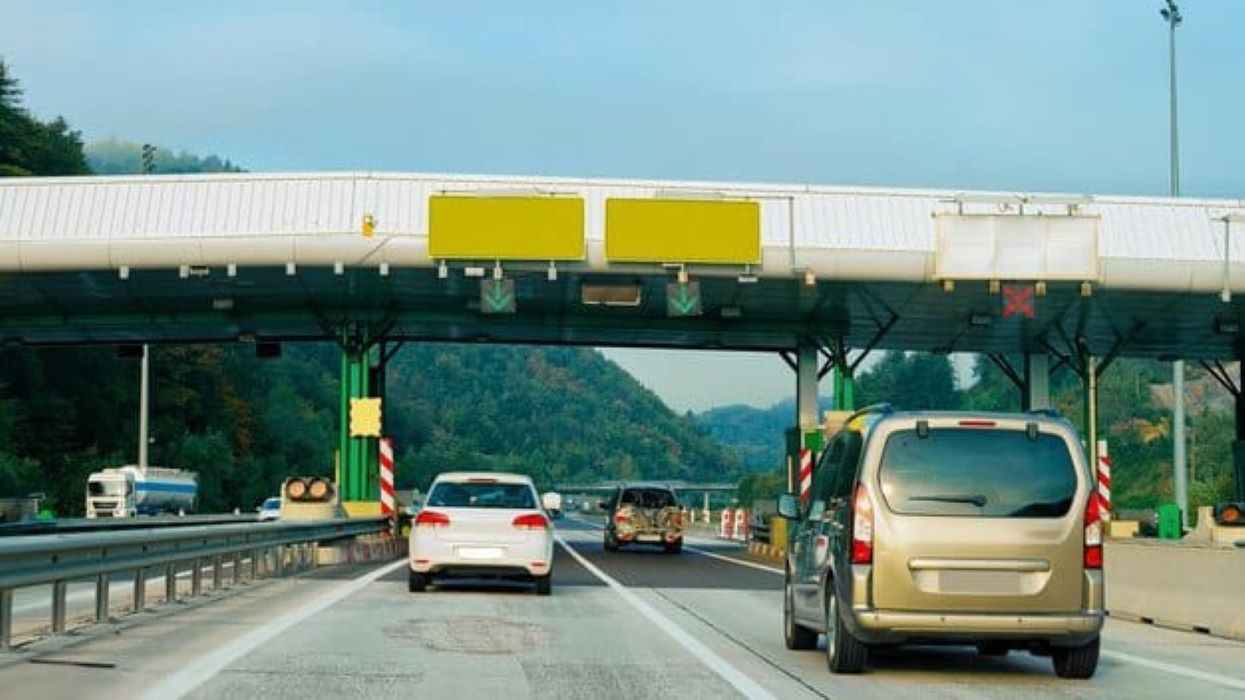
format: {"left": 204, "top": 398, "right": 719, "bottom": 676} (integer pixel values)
{"left": 1, "top": 518, "right": 1242, "bottom": 699}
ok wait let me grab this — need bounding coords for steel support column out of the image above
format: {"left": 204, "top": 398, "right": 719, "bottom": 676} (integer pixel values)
{"left": 1023, "top": 353, "right": 1051, "bottom": 411}
{"left": 1235, "top": 386, "right": 1245, "bottom": 503}
{"left": 1084, "top": 355, "right": 1099, "bottom": 490}
{"left": 788, "top": 343, "right": 821, "bottom": 494}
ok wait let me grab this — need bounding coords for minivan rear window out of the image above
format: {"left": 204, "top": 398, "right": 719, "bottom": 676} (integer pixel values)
{"left": 878, "top": 428, "right": 1078, "bottom": 517}
{"left": 620, "top": 488, "right": 677, "bottom": 509}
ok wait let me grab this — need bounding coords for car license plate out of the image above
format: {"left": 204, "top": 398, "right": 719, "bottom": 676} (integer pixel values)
{"left": 637, "top": 534, "right": 662, "bottom": 543}
{"left": 457, "top": 547, "right": 504, "bottom": 560}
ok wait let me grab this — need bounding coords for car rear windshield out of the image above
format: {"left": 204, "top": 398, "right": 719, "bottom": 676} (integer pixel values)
{"left": 878, "top": 428, "right": 1078, "bottom": 517}
{"left": 620, "top": 488, "right": 677, "bottom": 509}
{"left": 427, "top": 482, "right": 536, "bottom": 509}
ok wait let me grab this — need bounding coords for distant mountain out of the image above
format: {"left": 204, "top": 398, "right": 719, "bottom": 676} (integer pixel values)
{"left": 85, "top": 138, "right": 244, "bottom": 175}
{"left": 694, "top": 398, "right": 829, "bottom": 471}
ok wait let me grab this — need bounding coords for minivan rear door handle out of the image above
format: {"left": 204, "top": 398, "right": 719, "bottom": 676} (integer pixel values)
{"left": 907, "top": 558, "right": 1050, "bottom": 572}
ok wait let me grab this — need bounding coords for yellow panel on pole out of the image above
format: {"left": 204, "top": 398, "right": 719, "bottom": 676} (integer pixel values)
{"left": 605, "top": 198, "right": 760, "bottom": 265}
{"left": 428, "top": 195, "right": 585, "bottom": 261}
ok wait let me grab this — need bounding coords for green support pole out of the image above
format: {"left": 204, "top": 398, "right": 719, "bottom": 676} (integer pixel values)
{"left": 831, "top": 366, "right": 855, "bottom": 411}
{"left": 338, "top": 341, "right": 379, "bottom": 504}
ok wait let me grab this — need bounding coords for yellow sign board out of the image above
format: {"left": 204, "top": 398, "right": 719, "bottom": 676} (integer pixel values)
{"left": 429, "top": 195, "right": 585, "bottom": 261}
{"left": 605, "top": 198, "right": 760, "bottom": 265}
{"left": 349, "top": 398, "right": 383, "bottom": 437}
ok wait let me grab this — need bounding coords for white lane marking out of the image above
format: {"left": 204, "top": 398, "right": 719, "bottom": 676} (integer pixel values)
{"left": 556, "top": 535, "right": 775, "bottom": 700}
{"left": 683, "top": 545, "right": 783, "bottom": 576}
{"left": 1103, "top": 649, "right": 1245, "bottom": 692}
{"left": 140, "top": 558, "right": 408, "bottom": 700}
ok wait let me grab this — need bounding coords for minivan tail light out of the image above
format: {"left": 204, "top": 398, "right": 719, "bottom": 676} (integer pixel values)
{"left": 851, "top": 483, "right": 874, "bottom": 565}
{"left": 415, "top": 510, "right": 451, "bottom": 528}
{"left": 1084, "top": 495, "right": 1103, "bottom": 570}
{"left": 513, "top": 513, "right": 549, "bottom": 530}
{"left": 958, "top": 420, "right": 996, "bottom": 427}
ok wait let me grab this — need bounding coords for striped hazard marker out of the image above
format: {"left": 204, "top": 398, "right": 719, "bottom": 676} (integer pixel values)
{"left": 1096, "top": 439, "right": 1111, "bottom": 522}
{"left": 379, "top": 437, "right": 396, "bottom": 523}
{"left": 798, "top": 448, "right": 813, "bottom": 504}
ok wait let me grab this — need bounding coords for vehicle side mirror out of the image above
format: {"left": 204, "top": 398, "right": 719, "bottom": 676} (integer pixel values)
{"left": 598, "top": 501, "right": 608, "bottom": 510}
{"left": 777, "top": 493, "right": 800, "bottom": 520}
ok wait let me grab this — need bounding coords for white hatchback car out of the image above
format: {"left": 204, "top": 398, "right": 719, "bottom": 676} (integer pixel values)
{"left": 408, "top": 472, "right": 555, "bottom": 595}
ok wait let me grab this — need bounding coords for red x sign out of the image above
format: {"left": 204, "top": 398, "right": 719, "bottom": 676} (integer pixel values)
{"left": 1002, "top": 284, "right": 1035, "bottom": 318}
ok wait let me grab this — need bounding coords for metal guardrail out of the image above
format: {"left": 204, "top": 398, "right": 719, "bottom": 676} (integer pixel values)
{"left": 0, "top": 513, "right": 259, "bottom": 538}
{"left": 0, "top": 517, "right": 388, "bottom": 650}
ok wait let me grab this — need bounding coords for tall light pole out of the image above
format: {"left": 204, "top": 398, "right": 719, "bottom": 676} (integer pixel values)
{"left": 1161, "top": 0, "right": 1187, "bottom": 528}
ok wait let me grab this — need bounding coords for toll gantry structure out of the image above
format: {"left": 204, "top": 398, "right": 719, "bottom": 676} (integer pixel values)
{"left": 1, "top": 172, "right": 1243, "bottom": 512}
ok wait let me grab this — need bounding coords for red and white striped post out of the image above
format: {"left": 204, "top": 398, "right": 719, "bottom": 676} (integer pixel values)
{"left": 798, "top": 448, "right": 813, "bottom": 505}
{"left": 379, "top": 437, "right": 396, "bottom": 531}
{"left": 1096, "top": 440, "right": 1111, "bottom": 523}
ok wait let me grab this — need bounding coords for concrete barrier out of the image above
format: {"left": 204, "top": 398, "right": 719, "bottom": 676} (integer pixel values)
{"left": 1105, "top": 537, "right": 1245, "bottom": 641}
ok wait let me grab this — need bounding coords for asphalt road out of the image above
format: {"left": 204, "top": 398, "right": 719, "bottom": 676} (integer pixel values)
{"left": 2, "top": 518, "right": 1243, "bottom": 699}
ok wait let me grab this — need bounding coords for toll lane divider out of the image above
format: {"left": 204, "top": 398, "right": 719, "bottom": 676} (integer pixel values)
{"left": 1104, "top": 538, "right": 1245, "bottom": 641}
{"left": 0, "top": 517, "right": 390, "bottom": 650}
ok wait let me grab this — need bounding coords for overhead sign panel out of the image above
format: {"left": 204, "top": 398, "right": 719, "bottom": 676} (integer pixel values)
{"left": 605, "top": 198, "right": 760, "bottom": 265}
{"left": 429, "top": 195, "right": 585, "bottom": 261}
{"left": 935, "top": 214, "right": 1099, "bottom": 281}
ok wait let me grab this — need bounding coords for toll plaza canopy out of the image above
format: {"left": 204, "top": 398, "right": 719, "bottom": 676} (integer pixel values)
{"left": 1, "top": 171, "right": 1244, "bottom": 359}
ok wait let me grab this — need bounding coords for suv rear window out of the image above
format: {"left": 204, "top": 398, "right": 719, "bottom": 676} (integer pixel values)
{"left": 427, "top": 482, "right": 536, "bottom": 509}
{"left": 878, "top": 428, "right": 1078, "bottom": 517}
{"left": 620, "top": 488, "right": 677, "bottom": 508}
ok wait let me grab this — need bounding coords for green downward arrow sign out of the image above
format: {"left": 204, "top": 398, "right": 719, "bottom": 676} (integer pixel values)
{"left": 481, "top": 279, "right": 515, "bottom": 314}
{"left": 667, "top": 281, "right": 702, "bottom": 316}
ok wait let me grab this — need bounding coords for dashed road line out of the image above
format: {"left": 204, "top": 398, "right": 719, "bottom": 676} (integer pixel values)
{"left": 556, "top": 534, "right": 776, "bottom": 700}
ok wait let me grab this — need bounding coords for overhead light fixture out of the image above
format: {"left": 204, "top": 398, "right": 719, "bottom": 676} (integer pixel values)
{"left": 1221, "top": 286, "right": 1232, "bottom": 304}
{"left": 738, "top": 273, "right": 758, "bottom": 284}
{"left": 227, "top": 263, "right": 237, "bottom": 278}
{"left": 581, "top": 284, "right": 643, "bottom": 307}
{"left": 118, "top": 266, "right": 130, "bottom": 280}
{"left": 989, "top": 279, "right": 1000, "bottom": 294}
{"left": 379, "top": 262, "right": 390, "bottom": 277}
{"left": 493, "top": 263, "right": 503, "bottom": 281}
{"left": 1080, "top": 281, "right": 1093, "bottom": 298}
{"left": 211, "top": 298, "right": 234, "bottom": 311}
{"left": 547, "top": 262, "right": 558, "bottom": 282}
{"left": 1035, "top": 281, "right": 1047, "bottom": 296}
{"left": 285, "top": 262, "right": 297, "bottom": 276}
{"left": 438, "top": 260, "right": 449, "bottom": 279}
{"left": 179, "top": 265, "right": 190, "bottom": 279}
{"left": 803, "top": 269, "right": 816, "bottom": 287}
{"left": 464, "top": 266, "right": 486, "bottom": 278}
{"left": 334, "top": 261, "right": 345, "bottom": 275}
{"left": 942, "top": 279, "right": 955, "bottom": 293}
{"left": 677, "top": 268, "right": 689, "bottom": 285}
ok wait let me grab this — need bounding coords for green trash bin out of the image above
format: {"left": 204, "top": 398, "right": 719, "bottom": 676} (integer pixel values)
{"left": 1157, "top": 503, "right": 1182, "bottom": 540}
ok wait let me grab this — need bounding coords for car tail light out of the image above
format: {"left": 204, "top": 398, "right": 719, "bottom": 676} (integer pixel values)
{"left": 614, "top": 509, "right": 631, "bottom": 524}
{"left": 851, "top": 483, "right": 874, "bottom": 565}
{"left": 1084, "top": 495, "right": 1103, "bottom": 569}
{"left": 513, "top": 513, "right": 549, "bottom": 530}
{"left": 415, "top": 510, "right": 450, "bottom": 528}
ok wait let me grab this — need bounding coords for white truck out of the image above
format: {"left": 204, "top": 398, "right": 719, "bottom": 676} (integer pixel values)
{"left": 85, "top": 465, "right": 198, "bottom": 518}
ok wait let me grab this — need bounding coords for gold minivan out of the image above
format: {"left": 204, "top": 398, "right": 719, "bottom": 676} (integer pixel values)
{"left": 778, "top": 406, "right": 1104, "bottom": 678}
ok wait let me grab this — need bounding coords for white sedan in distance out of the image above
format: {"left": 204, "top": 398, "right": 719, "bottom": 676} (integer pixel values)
{"left": 408, "top": 472, "right": 555, "bottom": 595}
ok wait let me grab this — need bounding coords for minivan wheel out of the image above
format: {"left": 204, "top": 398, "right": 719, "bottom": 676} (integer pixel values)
{"left": 825, "top": 586, "right": 868, "bottom": 674}
{"left": 784, "top": 578, "right": 817, "bottom": 650}
{"left": 408, "top": 571, "right": 428, "bottom": 593}
{"left": 1052, "top": 635, "right": 1099, "bottom": 679}
{"left": 534, "top": 574, "right": 552, "bottom": 596}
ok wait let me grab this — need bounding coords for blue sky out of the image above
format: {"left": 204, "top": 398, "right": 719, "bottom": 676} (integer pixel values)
{"left": 2, "top": 1, "right": 1241, "bottom": 410}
